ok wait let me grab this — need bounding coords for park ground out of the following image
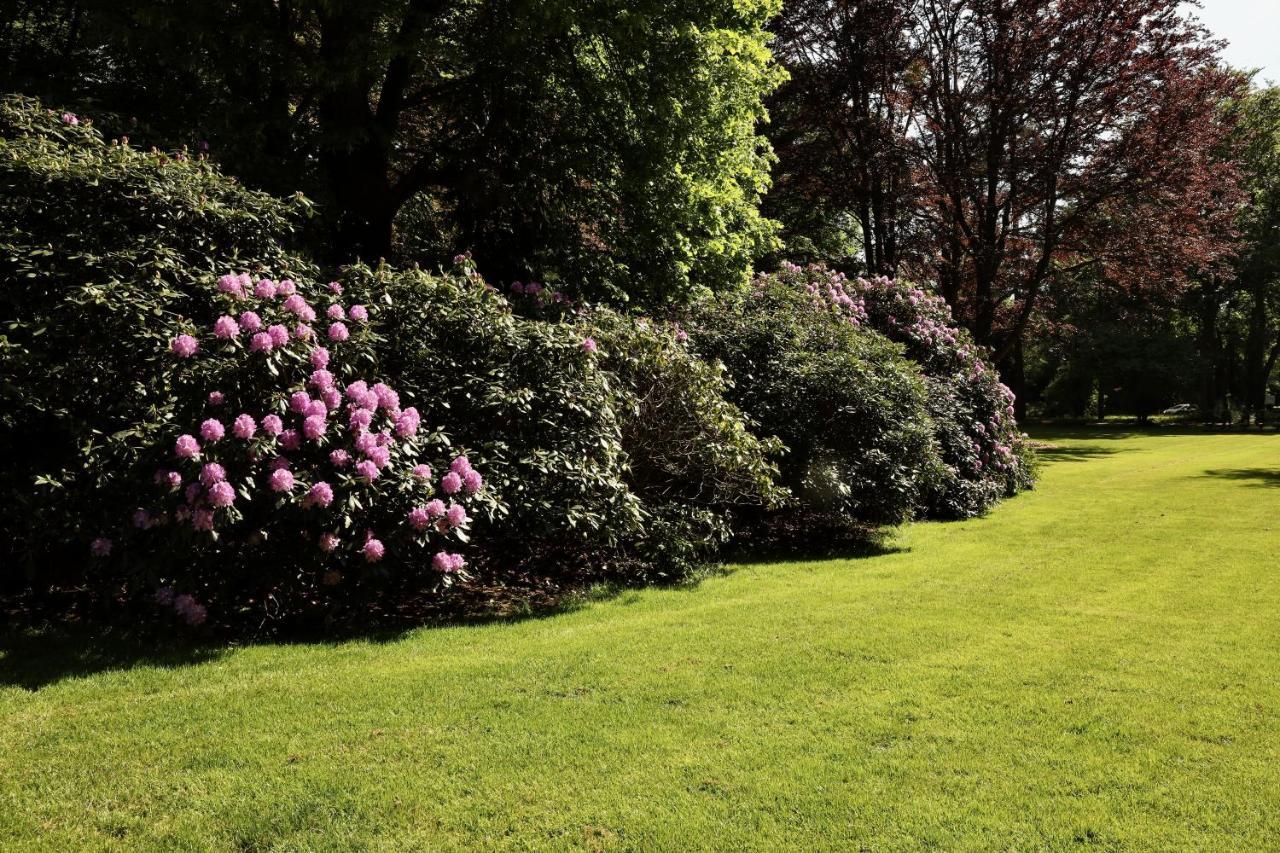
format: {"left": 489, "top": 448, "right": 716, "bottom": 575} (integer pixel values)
{"left": 2, "top": 427, "right": 1278, "bottom": 849}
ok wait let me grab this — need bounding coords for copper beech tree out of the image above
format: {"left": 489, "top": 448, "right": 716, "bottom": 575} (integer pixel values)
{"left": 769, "top": 0, "right": 1244, "bottom": 369}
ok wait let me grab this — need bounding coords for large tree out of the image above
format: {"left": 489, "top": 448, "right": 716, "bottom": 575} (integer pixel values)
{"left": 767, "top": 0, "right": 1242, "bottom": 368}
{"left": 2, "top": 0, "right": 783, "bottom": 305}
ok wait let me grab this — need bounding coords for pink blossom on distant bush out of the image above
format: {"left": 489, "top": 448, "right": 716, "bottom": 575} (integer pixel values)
{"left": 303, "top": 415, "right": 327, "bottom": 441}
{"left": 254, "top": 278, "right": 277, "bottom": 299}
{"left": 367, "top": 445, "right": 391, "bottom": 469}
{"left": 463, "top": 469, "right": 483, "bottom": 494}
{"left": 310, "top": 369, "right": 334, "bottom": 391}
{"left": 328, "top": 281, "right": 343, "bottom": 294}
{"left": 408, "top": 507, "right": 430, "bottom": 531}
{"left": 581, "top": 337, "right": 598, "bottom": 353}
{"left": 208, "top": 481, "right": 235, "bottom": 508}
{"left": 171, "top": 334, "right": 199, "bottom": 357}
{"left": 214, "top": 315, "right": 239, "bottom": 339}
{"left": 217, "top": 274, "right": 245, "bottom": 298}
{"left": 328, "top": 322, "right": 349, "bottom": 342}
{"left": 425, "top": 499, "right": 446, "bottom": 518}
{"left": 208, "top": 391, "right": 225, "bottom": 406}
{"left": 327, "top": 304, "right": 345, "bottom": 320}
{"left": 269, "top": 468, "right": 295, "bottom": 492}
{"left": 305, "top": 399, "right": 327, "bottom": 418}
{"left": 354, "top": 431, "right": 377, "bottom": 454}
{"left": 306, "top": 481, "right": 334, "bottom": 508}
{"left": 269, "top": 455, "right": 291, "bottom": 471}
{"left": 261, "top": 414, "right": 283, "bottom": 436}
{"left": 446, "top": 503, "right": 468, "bottom": 528}
{"left": 320, "top": 388, "right": 342, "bottom": 411}
{"left": 310, "top": 347, "right": 330, "bottom": 369}
{"left": 441, "top": 471, "right": 462, "bottom": 494}
{"left": 363, "top": 537, "right": 385, "bottom": 562}
{"left": 200, "top": 462, "right": 226, "bottom": 486}
{"left": 250, "top": 332, "right": 273, "bottom": 353}
{"left": 175, "top": 434, "right": 201, "bottom": 459}
{"left": 267, "top": 324, "right": 289, "bottom": 348}
{"left": 319, "top": 532, "right": 340, "bottom": 552}
{"left": 355, "top": 459, "right": 379, "bottom": 482}
{"left": 90, "top": 537, "right": 112, "bottom": 557}
{"left": 289, "top": 391, "right": 311, "bottom": 414}
{"left": 433, "top": 551, "right": 465, "bottom": 573}
{"left": 280, "top": 429, "right": 301, "bottom": 451}
{"left": 239, "top": 311, "right": 262, "bottom": 332}
{"left": 330, "top": 448, "right": 350, "bottom": 468}
{"left": 373, "top": 383, "right": 398, "bottom": 410}
{"left": 348, "top": 305, "right": 369, "bottom": 323}
{"left": 450, "top": 456, "right": 471, "bottom": 475}
{"left": 412, "top": 464, "right": 432, "bottom": 480}
{"left": 200, "top": 418, "right": 225, "bottom": 443}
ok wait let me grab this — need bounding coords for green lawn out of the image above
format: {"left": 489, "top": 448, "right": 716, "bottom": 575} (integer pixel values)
{"left": 3, "top": 428, "right": 1279, "bottom": 849}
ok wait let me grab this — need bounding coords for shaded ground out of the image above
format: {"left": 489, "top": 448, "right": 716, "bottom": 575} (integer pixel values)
{"left": 2, "top": 428, "right": 1278, "bottom": 848}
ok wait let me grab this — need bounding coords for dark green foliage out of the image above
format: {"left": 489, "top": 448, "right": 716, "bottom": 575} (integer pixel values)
{"left": 0, "top": 96, "right": 315, "bottom": 584}
{"left": 688, "top": 276, "right": 939, "bottom": 529}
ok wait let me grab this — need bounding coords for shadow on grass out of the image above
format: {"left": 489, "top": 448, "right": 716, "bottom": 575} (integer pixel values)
{"left": 1033, "top": 444, "right": 1121, "bottom": 464}
{"left": 1198, "top": 468, "right": 1280, "bottom": 489}
{"left": 0, "top": 630, "right": 226, "bottom": 691}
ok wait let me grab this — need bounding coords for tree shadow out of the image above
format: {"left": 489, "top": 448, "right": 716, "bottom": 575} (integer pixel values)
{"left": 1198, "top": 468, "right": 1280, "bottom": 489}
{"left": 0, "top": 630, "right": 226, "bottom": 691}
{"left": 1032, "top": 444, "right": 1120, "bottom": 464}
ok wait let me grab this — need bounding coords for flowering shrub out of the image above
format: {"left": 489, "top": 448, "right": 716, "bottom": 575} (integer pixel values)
{"left": 763, "top": 263, "right": 1035, "bottom": 518}
{"left": 87, "top": 273, "right": 492, "bottom": 626}
{"left": 688, "top": 274, "right": 939, "bottom": 532}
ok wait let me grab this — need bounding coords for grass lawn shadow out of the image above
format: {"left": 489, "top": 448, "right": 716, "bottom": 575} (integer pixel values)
{"left": 1198, "top": 468, "right": 1280, "bottom": 489}
{"left": 0, "top": 630, "right": 226, "bottom": 691}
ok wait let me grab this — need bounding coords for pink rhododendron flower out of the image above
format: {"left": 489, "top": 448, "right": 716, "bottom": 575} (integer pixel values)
{"left": 450, "top": 456, "right": 471, "bottom": 475}
{"left": 277, "top": 279, "right": 296, "bottom": 297}
{"left": 354, "top": 431, "right": 377, "bottom": 454}
{"left": 269, "top": 455, "right": 291, "bottom": 471}
{"left": 373, "top": 383, "right": 398, "bottom": 410}
{"left": 283, "top": 294, "right": 308, "bottom": 315}
{"left": 213, "top": 315, "right": 239, "bottom": 339}
{"left": 446, "top": 503, "right": 468, "bottom": 528}
{"left": 254, "top": 278, "right": 277, "bottom": 299}
{"left": 349, "top": 408, "right": 374, "bottom": 432}
{"left": 90, "top": 537, "right": 112, "bottom": 557}
{"left": 433, "top": 552, "right": 465, "bottom": 573}
{"left": 217, "top": 274, "right": 245, "bottom": 297}
{"left": 303, "top": 414, "right": 327, "bottom": 441}
{"left": 348, "top": 304, "right": 369, "bottom": 322}
{"left": 345, "top": 380, "right": 369, "bottom": 399}
{"left": 279, "top": 429, "right": 301, "bottom": 451}
{"left": 171, "top": 334, "right": 199, "bottom": 357}
{"left": 408, "top": 507, "right": 430, "bottom": 531}
{"left": 267, "top": 325, "right": 289, "bottom": 347}
{"left": 239, "top": 311, "right": 263, "bottom": 332}
{"left": 395, "top": 408, "right": 420, "bottom": 438}
{"left": 327, "top": 304, "right": 345, "bottom": 320}
{"left": 289, "top": 391, "right": 311, "bottom": 414}
{"left": 310, "top": 347, "right": 330, "bottom": 368}
{"left": 269, "top": 468, "right": 295, "bottom": 492}
{"left": 367, "top": 446, "right": 391, "bottom": 469}
{"left": 321, "top": 388, "right": 342, "bottom": 411}
{"left": 510, "top": 281, "right": 525, "bottom": 294}
{"left": 425, "top": 499, "right": 446, "bottom": 518}
{"left": 328, "top": 322, "right": 349, "bottom": 342}
{"left": 328, "top": 281, "right": 343, "bottom": 294}
{"left": 412, "top": 464, "right": 432, "bottom": 480}
{"left": 294, "top": 323, "right": 313, "bottom": 340}
{"left": 208, "top": 391, "right": 225, "bottom": 406}
{"left": 463, "top": 469, "right": 483, "bottom": 494}
{"left": 192, "top": 508, "right": 215, "bottom": 532}
{"left": 233, "top": 414, "right": 256, "bottom": 439}
{"left": 200, "top": 462, "right": 226, "bottom": 486}
{"left": 250, "top": 332, "right": 274, "bottom": 353}
{"left": 376, "top": 430, "right": 393, "bottom": 447}
{"left": 261, "top": 414, "right": 284, "bottom": 437}
{"left": 207, "top": 481, "right": 235, "bottom": 507}
{"left": 307, "top": 481, "right": 334, "bottom": 508}
{"left": 305, "top": 399, "right": 327, "bottom": 418}
{"left": 157, "top": 469, "right": 182, "bottom": 489}
{"left": 440, "top": 471, "right": 462, "bottom": 494}
{"left": 200, "top": 418, "right": 225, "bottom": 443}
{"left": 329, "top": 448, "right": 351, "bottom": 468}
{"left": 363, "top": 538, "right": 385, "bottom": 562}
{"left": 581, "top": 337, "right": 598, "bottom": 353}
{"left": 319, "top": 532, "right": 340, "bottom": 552}
{"left": 310, "top": 369, "right": 335, "bottom": 391}
{"left": 173, "top": 594, "right": 207, "bottom": 625}
{"left": 175, "top": 434, "right": 201, "bottom": 459}
{"left": 355, "top": 460, "right": 379, "bottom": 482}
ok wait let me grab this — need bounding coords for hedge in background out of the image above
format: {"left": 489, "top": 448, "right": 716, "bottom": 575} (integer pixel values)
{"left": 766, "top": 263, "right": 1035, "bottom": 518}
{"left": 688, "top": 274, "right": 940, "bottom": 533}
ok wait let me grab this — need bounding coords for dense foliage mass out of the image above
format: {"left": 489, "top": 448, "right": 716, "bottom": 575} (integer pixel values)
{"left": 688, "top": 275, "right": 937, "bottom": 530}
{"left": 749, "top": 264, "right": 1034, "bottom": 518}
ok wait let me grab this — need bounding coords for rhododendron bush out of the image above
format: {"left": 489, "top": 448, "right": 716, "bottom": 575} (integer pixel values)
{"left": 89, "top": 272, "right": 493, "bottom": 624}
{"left": 763, "top": 263, "right": 1035, "bottom": 518}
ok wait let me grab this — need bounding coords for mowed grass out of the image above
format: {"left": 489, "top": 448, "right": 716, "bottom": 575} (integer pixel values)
{"left": 3, "top": 429, "right": 1280, "bottom": 850}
